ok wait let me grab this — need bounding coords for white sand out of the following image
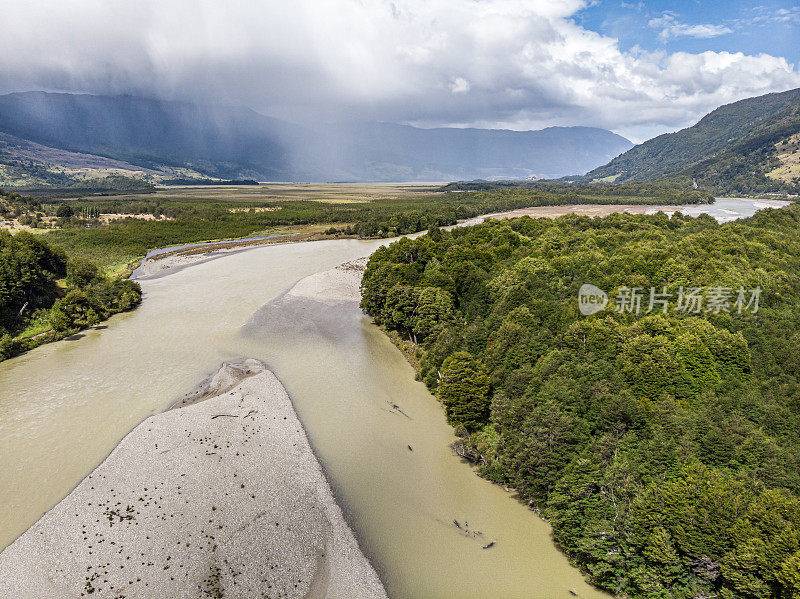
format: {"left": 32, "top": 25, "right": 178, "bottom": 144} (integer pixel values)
{"left": 0, "top": 359, "right": 387, "bottom": 599}
{"left": 132, "top": 244, "right": 252, "bottom": 279}
{"left": 286, "top": 259, "right": 367, "bottom": 303}
{"left": 468, "top": 203, "right": 687, "bottom": 223}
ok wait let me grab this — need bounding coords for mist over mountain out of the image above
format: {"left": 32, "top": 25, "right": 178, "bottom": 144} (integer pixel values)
{"left": 0, "top": 92, "right": 295, "bottom": 181}
{"left": 0, "top": 92, "right": 632, "bottom": 185}
{"left": 313, "top": 121, "right": 632, "bottom": 181}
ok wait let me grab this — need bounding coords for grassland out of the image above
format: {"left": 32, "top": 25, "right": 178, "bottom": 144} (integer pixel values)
{"left": 109, "top": 182, "right": 443, "bottom": 203}
{"left": 768, "top": 131, "right": 800, "bottom": 183}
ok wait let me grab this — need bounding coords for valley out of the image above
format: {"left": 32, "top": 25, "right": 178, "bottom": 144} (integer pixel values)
{"left": 1, "top": 55, "right": 799, "bottom": 597}
{"left": 0, "top": 92, "right": 633, "bottom": 186}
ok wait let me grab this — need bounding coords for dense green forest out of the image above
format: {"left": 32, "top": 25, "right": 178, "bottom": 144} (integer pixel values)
{"left": 583, "top": 88, "right": 800, "bottom": 195}
{"left": 37, "top": 184, "right": 711, "bottom": 271}
{"left": 439, "top": 181, "right": 716, "bottom": 200}
{"left": 361, "top": 203, "right": 800, "bottom": 598}
{"left": 0, "top": 229, "right": 141, "bottom": 361}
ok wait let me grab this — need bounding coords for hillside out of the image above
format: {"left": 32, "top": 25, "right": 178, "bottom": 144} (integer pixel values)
{"left": 0, "top": 92, "right": 294, "bottom": 183}
{"left": 584, "top": 88, "right": 800, "bottom": 194}
{"left": 0, "top": 92, "right": 632, "bottom": 185}
{"left": 0, "top": 132, "right": 215, "bottom": 188}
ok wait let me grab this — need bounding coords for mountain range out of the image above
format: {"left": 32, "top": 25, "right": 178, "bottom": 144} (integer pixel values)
{"left": 4, "top": 88, "right": 797, "bottom": 194}
{"left": 583, "top": 87, "right": 800, "bottom": 194}
{"left": 0, "top": 92, "right": 632, "bottom": 186}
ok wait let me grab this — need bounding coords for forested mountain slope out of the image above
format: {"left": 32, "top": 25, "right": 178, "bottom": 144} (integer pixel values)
{"left": 362, "top": 204, "right": 800, "bottom": 598}
{"left": 584, "top": 88, "right": 800, "bottom": 195}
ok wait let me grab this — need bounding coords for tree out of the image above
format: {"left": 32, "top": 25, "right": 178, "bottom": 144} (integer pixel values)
{"left": 412, "top": 287, "right": 453, "bottom": 340}
{"left": 55, "top": 204, "right": 74, "bottom": 218}
{"left": 507, "top": 398, "right": 589, "bottom": 501}
{"left": 49, "top": 290, "right": 95, "bottom": 332}
{"left": 0, "top": 333, "right": 15, "bottom": 360}
{"left": 384, "top": 284, "right": 418, "bottom": 339}
{"left": 777, "top": 552, "right": 800, "bottom": 596}
{"left": 438, "top": 351, "right": 490, "bottom": 431}
{"left": 48, "top": 300, "right": 73, "bottom": 333}
{"left": 66, "top": 257, "right": 99, "bottom": 288}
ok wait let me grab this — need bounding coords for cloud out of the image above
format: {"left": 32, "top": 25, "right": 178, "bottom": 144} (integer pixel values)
{"left": 748, "top": 5, "right": 800, "bottom": 25}
{"left": 649, "top": 12, "right": 733, "bottom": 42}
{"left": 775, "top": 7, "right": 800, "bottom": 23}
{"left": 449, "top": 77, "right": 471, "bottom": 94}
{"left": 0, "top": 0, "right": 797, "bottom": 141}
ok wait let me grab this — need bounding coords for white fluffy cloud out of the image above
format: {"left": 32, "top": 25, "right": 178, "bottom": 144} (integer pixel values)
{"left": 648, "top": 13, "right": 733, "bottom": 42}
{"left": 0, "top": 0, "right": 798, "bottom": 140}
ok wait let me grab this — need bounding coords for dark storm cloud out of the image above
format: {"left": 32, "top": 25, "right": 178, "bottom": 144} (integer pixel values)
{"left": 1, "top": 0, "right": 798, "bottom": 140}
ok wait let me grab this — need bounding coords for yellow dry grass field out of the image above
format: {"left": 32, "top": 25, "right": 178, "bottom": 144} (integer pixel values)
{"left": 768, "top": 132, "right": 800, "bottom": 183}
{"left": 111, "top": 182, "right": 444, "bottom": 203}
{"left": 227, "top": 206, "right": 281, "bottom": 213}
{"left": 1, "top": 212, "right": 171, "bottom": 233}
{"left": 0, "top": 219, "right": 49, "bottom": 233}
{"left": 0, "top": 214, "right": 56, "bottom": 233}
{"left": 98, "top": 213, "right": 172, "bottom": 223}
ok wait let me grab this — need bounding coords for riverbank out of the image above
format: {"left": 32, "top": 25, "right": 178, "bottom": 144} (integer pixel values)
{"left": 132, "top": 201, "right": 696, "bottom": 280}
{"left": 465, "top": 197, "right": 794, "bottom": 224}
{"left": 132, "top": 229, "right": 344, "bottom": 279}
{"left": 476, "top": 202, "right": 687, "bottom": 220}
{"left": 135, "top": 197, "right": 799, "bottom": 281}
{"left": 242, "top": 258, "right": 612, "bottom": 598}
{"left": 0, "top": 232, "right": 143, "bottom": 364}
{"left": 1, "top": 234, "right": 613, "bottom": 598}
{"left": 0, "top": 358, "right": 387, "bottom": 598}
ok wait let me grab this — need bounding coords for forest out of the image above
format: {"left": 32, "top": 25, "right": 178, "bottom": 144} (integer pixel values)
{"left": 438, "top": 181, "right": 715, "bottom": 200}
{"left": 361, "top": 203, "right": 800, "bottom": 598}
{"left": 0, "top": 229, "right": 141, "bottom": 361}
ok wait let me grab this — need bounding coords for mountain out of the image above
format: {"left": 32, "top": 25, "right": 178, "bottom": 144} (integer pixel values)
{"left": 309, "top": 122, "right": 632, "bottom": 181}
{"left": 0, "top": 131, "right": 219, "bottom": 188}
{"left": 583, "top": 88, "right": 800, "bottom": 194}
{"left": 0, "top": 92, "right": 295, "bottom": 183}
{"left": 0, "top": 92, "right": 632, "bottom": 185}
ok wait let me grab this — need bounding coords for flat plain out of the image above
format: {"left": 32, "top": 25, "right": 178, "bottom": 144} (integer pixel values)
{"left": 116, "top": 182, "right": 444, "bottom": 203}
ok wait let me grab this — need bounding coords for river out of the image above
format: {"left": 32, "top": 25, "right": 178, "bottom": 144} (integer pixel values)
{"left": 0, "top": 198, "right": 792, "bottom": 597}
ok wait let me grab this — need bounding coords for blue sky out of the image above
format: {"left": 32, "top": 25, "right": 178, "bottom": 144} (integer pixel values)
{"left": 577, "top": 1, "right": 800, "bottom": 62}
